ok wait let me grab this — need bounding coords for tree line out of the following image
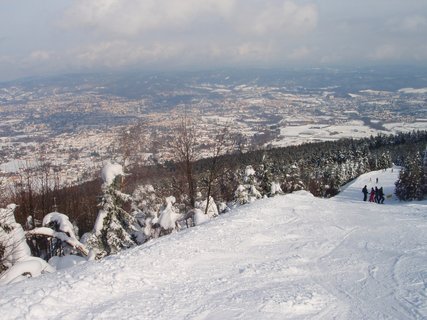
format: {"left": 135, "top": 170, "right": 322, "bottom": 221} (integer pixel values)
{"left": 1, "top": 129, "right": 426, "bottom": 275}
{"left": 3, "top": 129, "right": 426, "bottom": 236}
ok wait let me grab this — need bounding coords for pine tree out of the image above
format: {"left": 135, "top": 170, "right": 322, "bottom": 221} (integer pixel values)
{"left": 131, "top": 184, "right": 163, "bottom": 242}
{"left": 282, "top": 163, "right": 305, "bottom": 193}
{"left": 395, "top": 152, "right": 424, "bottom": 201}
{"left": 423, "top": 146, "right": 427, "bottom": 197}
{"left": 83, "top": 163, "right": 137, "bottom": 259}
{"left": 234, "top": 166, "right": 263, "bottom": 205}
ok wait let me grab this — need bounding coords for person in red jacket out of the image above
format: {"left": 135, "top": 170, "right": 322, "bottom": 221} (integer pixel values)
{"left": 369, "top": 188, "right": 375, "bottom": 202}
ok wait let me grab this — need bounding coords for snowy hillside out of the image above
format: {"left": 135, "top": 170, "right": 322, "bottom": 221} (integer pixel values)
{"left": 1, "top": 169, "right": 426, "bottom": 319}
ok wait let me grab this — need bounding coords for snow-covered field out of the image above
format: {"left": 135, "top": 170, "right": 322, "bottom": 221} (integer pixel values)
{"left": 272, "top": 120, "right": 427, "bottom": 147}
{"left": 1, "top": 169, "right": 426, "bottom": 319}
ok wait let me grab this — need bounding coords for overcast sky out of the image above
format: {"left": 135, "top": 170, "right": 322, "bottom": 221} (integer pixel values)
{"left": 1, "top": 0, "right": 427, "bottom": 81}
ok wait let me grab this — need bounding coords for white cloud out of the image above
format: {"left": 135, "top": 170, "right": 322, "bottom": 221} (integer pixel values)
{"left": 401, "top": 15, "right": 427, "bottom": 31}
{"left": 72, "top": 41, "right": 185, "bottom": 69}
{"left": 63, "top": 0, "right": 318, "bottom": 38}
{"left": 386, "top": 14, "right": 427, "bottom": 33}
{"left": 236, "top": 1, "right": 318, "bottom": 37}
{"left": 58, "top": 1, "right": 319, "bottom": 69}
{"left": 63, "top": 0, "right": 236, "bottom": 36}
{"left": 28, "top": 50, "right": 52, "bottom": 62}
{"left": 4, "top": 0, "right": 427, "bottom": 81}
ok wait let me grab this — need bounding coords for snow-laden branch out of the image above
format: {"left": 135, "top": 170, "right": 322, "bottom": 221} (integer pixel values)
{"left": 27, "top": 227, "right": 88, "bottom": 256}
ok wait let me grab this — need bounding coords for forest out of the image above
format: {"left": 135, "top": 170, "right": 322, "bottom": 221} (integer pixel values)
{"left": 1, "top": 129, "right": 427, "bottom": 273}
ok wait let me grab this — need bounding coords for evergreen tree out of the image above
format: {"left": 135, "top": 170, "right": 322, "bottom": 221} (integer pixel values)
{"left": 423, "top": 146, "right": 427, "bottom": 197}
{"left": 131, "top": 184, "right": 163, "bottom": 242}
{"left": 234, "top": 166, "right": 263, "bottom": 205}
{"left": 83, "top": 163, "right": 137, "bottom": 259}
{"left": 282, "top": 163, "right": 305, "bottom": 193}
{"left": 395, "top": 152, "right": 424, "bottom": 201}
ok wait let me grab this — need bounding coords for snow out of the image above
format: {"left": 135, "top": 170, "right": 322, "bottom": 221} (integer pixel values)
{"left": 27, "top": 227, "right": 88, "bottom": 256}
{"left": 0, "top": 258, "right": 55, "bottom": 285}
{"left": 398, "top": 87, "right": 427, "bottom": 94}
{"left": 0, "top": 204, "right": 31, "bottom": 266}
{"left": 158, "top": 196, "right": 181, "bottom": 230}
{"left": 0, "top": 205, "right": 55, "bottom": 285}
{"left": 92, "top": 209, "right": 107, "bottom": 236}
{"left": 336, "top": 166, "right": 401, "bottom": 203}
{"left": 42, "top": 212, "right": 77, "bottom": 239}
{"left": 193, "top": 208, "right": 210, "bottom": 225}
{"left": 195, "top": 197, "right": 219, "bottom": 218}
{"left": 100, "top": 162, "right": 124, "bottom": 186}
{"left": 245, "top": 165, "right": 256, "bottom": 178}
{"left": 48, "top": 255, "right": 87, "bottom": 270}
{"left": 1, "top": 169, "right": 426, "bottom": 319}
{"left": 270, "top": 181, "right": 283, "bottom": 195}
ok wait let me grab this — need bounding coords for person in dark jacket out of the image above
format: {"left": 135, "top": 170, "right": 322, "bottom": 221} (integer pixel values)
{"left": 362, "top": 185, "right": 368, "bottom": 201}
{"left": 375, "top": 186, "right": 379, "bottom": 203}
{"left": 378, "top": 187, "right": 385, "bottom": 204}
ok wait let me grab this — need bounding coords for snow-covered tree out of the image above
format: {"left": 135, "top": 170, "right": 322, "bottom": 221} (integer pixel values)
{"left": 234, "top": 166, "right": 263, "bottom": 205}
{"left": 270, "top": 182, "right": 284, "bottom": 196}
{"left": 83, "top": 162, "right": 137, "bottom": 259}
{"left": 395, "top": 152, "right": 424, "bottom": 201}
{"left": 131, "top": 184, "right": 163, "bottom": 242}
{"left": 0, "top": 204, "right": 54, "bottom": 285}
{"left": 282, "top": 163, "right": 305, "bottom": 193}
{"left": 27, "top": 212, "right": 88, "bottom": 258}
{"left": 258, "top": 156, "right": 275, "bottom": 196}
{"left": 195, "top": 196, "right": 219, "bottom": 218}
{"left": 423, "top": 146, "right": 427, "bottom": 197}
{"left": 158, "top": 196, "right": 182, "bottom": 234}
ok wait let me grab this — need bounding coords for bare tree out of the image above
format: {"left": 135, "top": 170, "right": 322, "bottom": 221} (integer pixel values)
{"left": 169, "top": 116, "right": 198, "bottom": 207}
{"left": 202, "top": 126, "right": 233, "bottom": 215}
{"left": 118, "top": 120, "right": 147, "bottom": 168}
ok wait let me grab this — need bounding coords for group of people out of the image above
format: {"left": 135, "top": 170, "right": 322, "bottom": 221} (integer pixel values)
{"left": 362, "top": 184, "right": 385, "bottom": 204}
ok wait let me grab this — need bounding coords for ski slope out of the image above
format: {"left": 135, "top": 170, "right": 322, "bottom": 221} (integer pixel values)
{"left": 0, "top": 169, "right": 426, "bottom": 319}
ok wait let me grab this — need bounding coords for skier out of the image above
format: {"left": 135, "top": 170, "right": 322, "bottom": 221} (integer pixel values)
{"left": 369, "top": 188, "right": 375, "bottom": 202}
{"left": 379, "top": 187, "right": 385, "bottom": 204}
{"left": 362, "top": 185, "right": 368, "bottom": 201}
{"left": 375, "top": 186, "right": 379, "bottom": 203}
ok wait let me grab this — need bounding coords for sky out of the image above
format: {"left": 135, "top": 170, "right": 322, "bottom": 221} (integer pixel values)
{"left": 1, "top": 0, "right": 427, "bottom": 81}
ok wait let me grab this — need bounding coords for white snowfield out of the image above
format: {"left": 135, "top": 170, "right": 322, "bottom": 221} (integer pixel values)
{"left": 1, "top": 169, "right": 426, "bottom": 319}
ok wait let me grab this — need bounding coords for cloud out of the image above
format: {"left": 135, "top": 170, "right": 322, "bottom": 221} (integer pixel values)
{"left": 387, "top": 14, "right": 427, "bottom": 33}
{"left": 235, "top": 1, "right": 318, "bottom": 37}
{"left": 58, "top": 0, "right": 319, "bottom": 69}
{"left": 4, "top": 0, "right": 427, "bottom": 81}
{"left": 63, "top": 0, "right": 318, "bottom": 39}
{"left": 400, "top": 15, "right": 427, "bottom": 32}
{"left": 63, "top": 0, "right": 236, "bottom": 36}
{"left": 28, "top": 50, "right": 52, "bottom": 62}
{"left": 72, "top": 41, "right": 185, "bottom": 69}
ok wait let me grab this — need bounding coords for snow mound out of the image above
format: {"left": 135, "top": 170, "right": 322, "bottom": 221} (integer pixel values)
{"left": 0, "top": 258, "right": 55, "bottom": 285}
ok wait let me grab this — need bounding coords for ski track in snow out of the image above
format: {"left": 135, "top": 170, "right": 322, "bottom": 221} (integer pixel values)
{"left": 0, "top": 168, "right": 426, "bottom": 319}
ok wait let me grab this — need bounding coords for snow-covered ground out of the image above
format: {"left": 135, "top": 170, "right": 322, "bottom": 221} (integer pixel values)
{"left": 272, "top": 121, "right": 427, "bottom": 148}
{"left": 1, "top": 169, "right": 426, "bottom": 319}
